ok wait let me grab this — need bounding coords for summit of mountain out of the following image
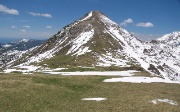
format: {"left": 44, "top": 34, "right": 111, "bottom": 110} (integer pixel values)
{"left": 8, "top": 11, "right": 142, "bottom": 68}
{"left": 157, "top": 31, "right": 180, "bottom": 47}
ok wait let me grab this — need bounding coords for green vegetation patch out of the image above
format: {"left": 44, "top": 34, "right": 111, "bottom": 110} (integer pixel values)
{"left": 0, "top": 73, "right": 179, "bottom": 112}
{"left": 39, "top": 55, "right": 76, "bottom": 68}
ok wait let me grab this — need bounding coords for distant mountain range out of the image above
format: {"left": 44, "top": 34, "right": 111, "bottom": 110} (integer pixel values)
{"left": 1, "top": 11, "right": 180, "bottom": 81}
{"left": 0, "top": 38, "right": 30, "bottom": 44}
{"left": 0, "top": 39, "right": 45, "bottom": 54}
{"left": 0, "top": 39, "right": 45, "bottom": 65}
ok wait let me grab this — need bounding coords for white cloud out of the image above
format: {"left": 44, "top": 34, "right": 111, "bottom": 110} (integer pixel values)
{"left": 11, "top": 26, "right": 16, "bottom": 28}
{"left": 20, "top": 30, "right": 27, "bottom": 32}
{"left": 28, "top": 12, "right": 52, "bottom": 18}
{"left": 23, "top": 25, "right": 31, "bottom": 28}
{"left": 120, "top": 22, "right": 127, "bottom": 26}
{"left": 46, "top": 26, "right": 52, "bottom": 29}
{"left": 0, "top": 4, "right": 19, "bottom": 15}
{"left": 136, "top": 22, "right": 154, "bottom": 27}
{"left": 42, "top": 13, "right": 52, "bottom": 18}
{"left": 125, "top": 18, "right": 133, "bottom": 23}
{"left": 120, "top": 18, "right": 133, "bottom": 26}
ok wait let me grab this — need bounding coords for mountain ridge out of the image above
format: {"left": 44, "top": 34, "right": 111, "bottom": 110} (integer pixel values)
{"left": 0, "top": 39, "right": 45, "bottom": 53}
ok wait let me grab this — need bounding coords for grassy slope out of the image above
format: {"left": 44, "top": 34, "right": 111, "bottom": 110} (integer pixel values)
{"left": 0, "top": 73, "right": 179, "bottom": 112}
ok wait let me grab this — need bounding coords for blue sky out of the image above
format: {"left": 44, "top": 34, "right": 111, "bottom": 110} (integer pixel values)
{"left": 0, "top": 0, "right": 180, "bottom": 42}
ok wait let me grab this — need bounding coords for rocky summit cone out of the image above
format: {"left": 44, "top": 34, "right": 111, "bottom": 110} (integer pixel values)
{"left": 6, "top": 11, "right": 180, "bottom": 81}
{"left": 20, "top": 11, "right": 139, "bottom": 68}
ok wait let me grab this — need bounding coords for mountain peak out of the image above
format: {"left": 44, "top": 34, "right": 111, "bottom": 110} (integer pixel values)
{"left": 156, "top": 31, "right": 180, "bottom": 47}
{"left": 78, "top": 11, "right": 121, "bottom": 33}
{"left": 91, "top": 10, "right": 104, "bottom": 16}
{"left": 19, "top": 39, "right": 29, "bottom": 43}
{"left": 79, "top": 10, "right": 106, "bottom": 22}
{"left": 16, "top": 10, "right": 134, "bottom": 67}
{"left": 157, "top": 31, "right": 180, "bottom": 41}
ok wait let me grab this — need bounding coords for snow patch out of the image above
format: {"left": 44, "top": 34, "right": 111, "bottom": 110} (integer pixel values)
{"left": 3, "top": 69, "right": 18, "bottom": 73}
{"left": 44, "top": 70, "right": 138, "bottom": 76}
{"left": 24, "top": 45, "right": 60, "bottom": 64}
{"left": 82, "top": 98, "right": 106, "bottom": 101}
{"left": 3, "top": 65, "right": 40, "bottom": 73}
{"left": 150, "top": 99, "right": 178, "bottom": 105}
{"left": 97, "top": 53, "right": 130, "bottom": 67}
{"left": 53, "top": 68, "right": 67, "bottom": 71}
{"left": 67, "top": 29, "right": 94, "bottom": 55}
{"left": 81, "top": 11, "right": 92, "bottom": 21}
{"left": 99, "top": 14, "right": 117, "bottom": 27}
{"left": 103, "top": 76, "right": 180, "bottom": 84}
{"left": 73, "top": 47, "right": 92, "bottom": 56}
{"left": 2, "top": 44, "right": 12, "bottom": 48}
{"left": 19, "top": 39, "right": 29, "bottom": 43}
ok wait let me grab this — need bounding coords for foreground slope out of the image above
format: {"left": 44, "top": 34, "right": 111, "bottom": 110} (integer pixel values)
{"left": 0, "top": 73, "right": 179, "bottom": 112}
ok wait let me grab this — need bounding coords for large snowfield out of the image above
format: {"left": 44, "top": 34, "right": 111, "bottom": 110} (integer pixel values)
{"left": 2, "top": 65, "right": 180, "bottom": 84}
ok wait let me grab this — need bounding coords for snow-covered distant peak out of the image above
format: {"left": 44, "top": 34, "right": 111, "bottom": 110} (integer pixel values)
{"left": 156, "top": 31, "right": 180, "bottom": 47}
{"left": 19, "top": 39, "right": 29, "bottom": 43}
{"left": 2, "top": 44, "right": 12, "bottom": 48}
{"left": 157, "top": 31, "right": 180, "bottom": 41}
